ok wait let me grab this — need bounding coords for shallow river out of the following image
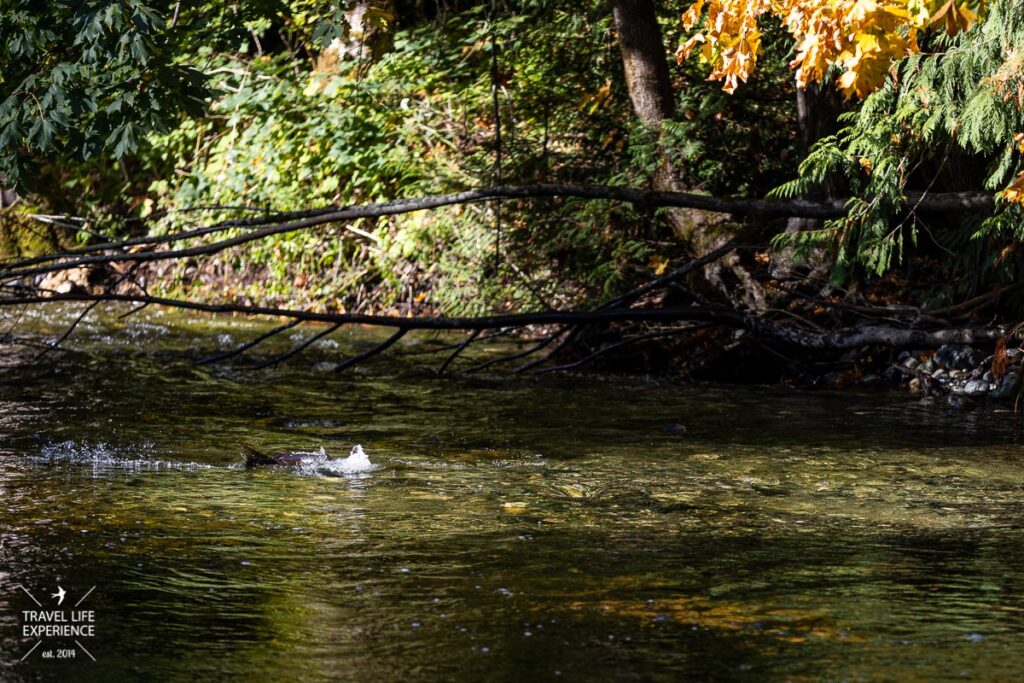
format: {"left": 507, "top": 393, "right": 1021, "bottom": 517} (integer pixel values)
{"left": 2, "top": 306, "right": 1024, "bottom": 681}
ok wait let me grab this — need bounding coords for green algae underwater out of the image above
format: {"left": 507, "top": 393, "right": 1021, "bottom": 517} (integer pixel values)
{"left": 2, "top": 305, "right": 1024, "bottom": 681}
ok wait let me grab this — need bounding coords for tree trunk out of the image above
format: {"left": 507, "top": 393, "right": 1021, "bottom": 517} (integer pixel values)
{"left": 612, "top": 0, "right": 674, "bottom": 125}
{"left": 611, "top": 0, "right": 763, "bottom": 309}
{"left": 0, "top": 187, "right": 17, "bottom": 208}
{"left": 611, "top": 0, "right": 711, "bottom": 243}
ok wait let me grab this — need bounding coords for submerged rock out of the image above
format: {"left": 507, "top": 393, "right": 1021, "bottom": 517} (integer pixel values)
{"left": 946, "top": 394, "right": 976, "bottom": 410}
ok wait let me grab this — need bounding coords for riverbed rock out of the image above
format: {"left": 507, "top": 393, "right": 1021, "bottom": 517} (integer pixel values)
{"left": 38, "top": 266, "right": 93, "bottom": 295}
{"left": 935, "top": 345, "right": 979, "bottom": 371}
{"left": 859, "top": 374, "right": 883, "bottom": 387}
{"left": 947, "top": 394, "right": 976, "bottom": 410}
{"left": 963, "top": 379, "right": 990, "bottom": 396}
{"left": 991, "top": 372, "right": 1019, "bottom": 399}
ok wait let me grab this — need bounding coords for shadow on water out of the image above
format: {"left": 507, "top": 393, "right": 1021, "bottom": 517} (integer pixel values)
{"left": 1, "top": 305, "right": 1024, "bottom": 681}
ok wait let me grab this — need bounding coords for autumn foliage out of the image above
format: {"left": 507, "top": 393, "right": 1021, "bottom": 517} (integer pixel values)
{"left": 678, "top": 0, "right": 989, "bottom": 98}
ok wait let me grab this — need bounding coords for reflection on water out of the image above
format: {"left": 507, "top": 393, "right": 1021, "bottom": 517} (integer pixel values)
{"left": 1, "top": 305, "right": 1024, "bottom": 681}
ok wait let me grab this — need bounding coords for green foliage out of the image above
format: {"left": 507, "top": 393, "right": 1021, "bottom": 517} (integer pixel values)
{"left": 663, "top": 17, "right": 800, "bottom": 198}
{"left": 143, "top": 3, "right": 677, "bottom": 314}
{"left": 0, "top": 0, "right": 348, "bottom": 187}
{"left": 0, "top": 0, "right": 210, "bottom": 185}
{"left": 3, "top": 0, "right": 803, "bottom": 316}
{"left": 774, "top": 0, "right": 1024, "bottom": 294}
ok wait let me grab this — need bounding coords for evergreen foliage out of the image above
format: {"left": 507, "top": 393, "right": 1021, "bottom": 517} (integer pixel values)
{"left": 774, "top": 0, "right": 1024, "bottom": 295}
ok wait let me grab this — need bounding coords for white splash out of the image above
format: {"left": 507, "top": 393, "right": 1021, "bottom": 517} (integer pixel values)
{"left": 37, "top": 440, "right": 212, "bottom": 472}
{"left": 290, "top": 446, "right": 330, "bottom": 459}
{"left": 316, "top": 444, "right": 377, "bottom": 476}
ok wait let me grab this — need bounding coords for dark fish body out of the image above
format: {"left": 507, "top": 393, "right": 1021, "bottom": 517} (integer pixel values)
{"left": 242, "top": 445, "right": 332, "bottom": 468}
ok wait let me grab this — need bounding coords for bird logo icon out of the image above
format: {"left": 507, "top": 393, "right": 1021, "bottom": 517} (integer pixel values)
{"left": 51, "top": 586, "right": 65, "bottom": 606}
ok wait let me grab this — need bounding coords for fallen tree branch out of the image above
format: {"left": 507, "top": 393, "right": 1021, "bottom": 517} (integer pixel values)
{"left": 0, "top": 205, "right": 333, "bottom": 272}
{"left": 0, "top": 184, "right": 995, "bottom": 281}
{"left": 399, "top": 328, "right": 516, "bottom": 356}
{"left": 34, "top": 263, "right": 142, "bottom": 359}
{"left": 0, "top": 292, "right": 1005, "bottom": 352}
{"left": 462, "top": 330, "right": 565, "bottom": 374}
{"left": 534, "top": 326, "right": 711, "bottom": 374}
{"left": 600, "top": 240, "right": 738, "bottom": 311}
{"left": 515, "top": 325, "right": 581, "bottom": 373}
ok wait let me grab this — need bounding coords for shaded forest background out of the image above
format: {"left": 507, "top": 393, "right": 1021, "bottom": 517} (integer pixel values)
{"left": 3, "top": 0, "right": 1024, "bottom": 377}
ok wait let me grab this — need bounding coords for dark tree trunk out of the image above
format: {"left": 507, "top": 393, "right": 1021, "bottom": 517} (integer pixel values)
{"left": 611, "top": 0, "right": 763, "bottom": 308}
{"left": 794, "top": 83, "right": 845, "bottom": 158}
{"left": 611, "top": 0, "right": 675, "bottom": 125}
{"left": 610, "top": 0, "right": 715, "bottom": 244}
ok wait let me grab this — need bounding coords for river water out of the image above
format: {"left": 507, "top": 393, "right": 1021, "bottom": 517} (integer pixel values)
{"left": 2, "top": 306, "right": 1024, "bottom": 681}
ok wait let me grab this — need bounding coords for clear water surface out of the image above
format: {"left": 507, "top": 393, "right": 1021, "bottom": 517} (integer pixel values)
{"left": 1, "top": 305, "right": 1023, "bottom": 681}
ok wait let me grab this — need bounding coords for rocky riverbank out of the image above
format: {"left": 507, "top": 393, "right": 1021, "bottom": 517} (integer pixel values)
{"left": 795, "top": 343, "right": 1021, "bottom": 404}
{"left": 895, "top": 344, "right": 1020, "bottom": 400}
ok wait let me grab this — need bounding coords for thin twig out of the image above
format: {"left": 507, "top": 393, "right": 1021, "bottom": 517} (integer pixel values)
{"left": 197, "top": 319, "right": 302, "bottom": 365}
{"left": 928, "top": 282, "right": 1024, "bottom": 317}
{"left": 490, "top": 9, "right": 502, "bottom": 273}
{"left": 116, "top": 302, "right": 150, "bottom": 319}
{"left": 34, "top": 264, "right": 140, "bottom": 359}
{"left": 333, "top": 327, "right": 408, "bottom": 373}
{"left": 34, "top": 300, "right": 101, "bottom": 360}
{"left": 535, "top": 326, "right": 713, "bottom": 374}
{"left": 438, "top": 329, "right": 481, "bottom": 374}
{"left": 601, "top": 241, "right": 738, "bottom": 311}
{"left": 248, "top": 323, "right": 342, "bottom": 370}
{"left": 400, "top": 328, "right": 513, "bottom": 356}
{"left": 462, "top": 329, "right": 564, "bottom": 374}
{"left": 514, "top": 325, "right": 582, "bottom": 373}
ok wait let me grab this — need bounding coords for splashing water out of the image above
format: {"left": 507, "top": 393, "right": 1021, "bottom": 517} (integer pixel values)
{"left": 306, "top": 444, "right": 377, "bottom": 477}
{"left": 37, "top": 440, "right": 212, "bottom": 472}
